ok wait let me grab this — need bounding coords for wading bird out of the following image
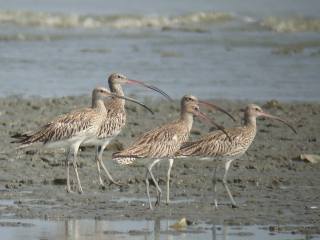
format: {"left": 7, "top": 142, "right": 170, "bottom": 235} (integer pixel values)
{"left": 113, "top": 95, "right": 234, "bottom": 209}
{"left": 177, "top": 104, "right": 297, "bottom": 208}
{"left": 12, "top": 87, "right": 153, "bottom": 193}
{"left": 82, "top": 73, "right": 172, "bottom": 187}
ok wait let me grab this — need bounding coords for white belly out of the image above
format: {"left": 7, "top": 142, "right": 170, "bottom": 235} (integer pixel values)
{"left": 82, "top": 136, "right": 114, "bottom": 146}
{"left": 44, "top": 135, "right": 87, "bottom": 149}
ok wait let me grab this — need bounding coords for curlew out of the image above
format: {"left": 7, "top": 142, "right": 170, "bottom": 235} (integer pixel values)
{"left": 177, "top": 104, "right": 297, "bottom": 208}
{"left": 113, "top": 95, "right": 234, "bottom": 209}
{"left": 82, "top": 73, "right": 172, "bottom": 187}
{"left": 12, "top": 87, "right": 152, "bottom": 193}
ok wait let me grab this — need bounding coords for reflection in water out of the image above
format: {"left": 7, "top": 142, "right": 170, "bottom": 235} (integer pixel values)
{"left": 154, "top": 217, "right": 160, "bottom": 240}
{"left": 0, "top": 218, "right": 317, "bottom": 240}
{"left": 212, "top": 225, "right": 217, "bottom": 240}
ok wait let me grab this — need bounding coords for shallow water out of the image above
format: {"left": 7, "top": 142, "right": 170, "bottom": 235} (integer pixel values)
{"left": 0, "top": 199, "right": 318, "bottom": 239}
{"left": 0, "top": 0, "right": 319, "bottom": 101}
{"left": 0, "top": 218, "right": 318, "bottom": 240}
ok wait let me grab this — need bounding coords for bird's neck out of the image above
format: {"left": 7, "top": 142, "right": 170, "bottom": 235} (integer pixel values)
{"left": 92, "top": 99, "right": 107, "bottom": 112}
{"left": 180, "top": 112, "right": 194, "bottom": 132}
{"left": 244, "top": 114, "right": 257, "bottom": 134}
{"left": 108, "top": 83, "right": 125, "bottom": 108}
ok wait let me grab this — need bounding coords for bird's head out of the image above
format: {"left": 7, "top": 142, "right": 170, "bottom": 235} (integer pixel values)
{"left": 107, "top": 73, "right": 172, "bottom": 100}
{"left": 242, "top": 104, "right": 297, "bottom": 134}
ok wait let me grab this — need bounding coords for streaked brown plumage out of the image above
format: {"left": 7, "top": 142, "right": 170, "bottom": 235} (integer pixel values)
{"left": 82, "top": 73, "right": 171, "bottom": 186}
{"left": 115, "top": 120, "right": 190, "bottom": 164}
{"left": 12, "top": 87, "right": 127, "bottom": 193}
{"left": 177, "top": 104, "right": 297, "bottom": 208}
{"left": 113, "top": 95, "right": 233, "bottom": 209}
{"left": 178, "top": 124, "right": 256, "bottom": 160}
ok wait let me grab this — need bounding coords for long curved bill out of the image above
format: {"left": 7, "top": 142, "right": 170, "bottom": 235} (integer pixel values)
{"left": 260, "top": 111, "right": 297, "bottom": 134}
{"left": 108, "top": 92, "right": 154, "bottom": 114}
{"left": 199, "top": 100, "right": 236, "bottom": 122}
{"left": 196, "top": 110, "right": 232, "bottom": 141}
{"left": 127, "top": 79, "right": 173, "bottom": 101}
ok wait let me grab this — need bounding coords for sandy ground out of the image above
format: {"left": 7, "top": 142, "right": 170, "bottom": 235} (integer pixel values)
{"left": 0, "top": 96, "right": 319, "bottom": 230}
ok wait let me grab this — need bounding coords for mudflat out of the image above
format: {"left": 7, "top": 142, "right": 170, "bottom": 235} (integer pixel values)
{"left": 0, "top": 96, "right": 319, "bottom": 229}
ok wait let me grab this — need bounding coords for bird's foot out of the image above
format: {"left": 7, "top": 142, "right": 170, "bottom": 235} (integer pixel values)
{"left": 148, "top": 204, "right": 154, "bottom": 211}
{"left": 66, "top": 187, "right": 74, "bottom": 194}
{"left": 109, "top": 179, "right": 126, "bottom": 187}
{"left": 231, "top": 203, "right": 238, "bottom": 208}
{"left": 98, "top": 179, "right": 105, "bottom": 187}
{"left": 155, "top": 199, "right": 160, "bottom": 207}
{"left": 210, "top": 204, "right": 219, "bottom": 209}
{"left": 155, "top": 193, "right": 162, "bottom": 207}
{"left": 214, "top": 200, "right": 218, "bottom": 209}
{"left": 100, "top": 177, "right": 125, "bottom": 187}
{"left": 66, "top": 185, "right": 74, "bottom": 193}
{"left": 98, "top": 179, "right": 106, "bottom": 190}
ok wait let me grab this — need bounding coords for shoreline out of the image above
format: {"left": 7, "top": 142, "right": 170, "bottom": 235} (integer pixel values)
{"left": 0, "top": 96, "right": 319, "bottom": 228}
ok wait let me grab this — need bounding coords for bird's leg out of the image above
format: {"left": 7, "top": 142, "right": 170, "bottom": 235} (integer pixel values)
{"left": 145, "top": 169, "right": 153, "bottom": 210}
{"left": 148, "top": 159, "right": 162, "bottom": 207}
{"left": 212, "top": 164, "right": 219, "bottom": 209}
{"left": 65, "top": 148, "right": 73, "bottom": 193}
{"left": 71, "top": 143, "right": 83, "bottom": 194}
{"left": 166, "top": 158, "right": 174, "bottom": 205}
{"left": 222, "top": 159, "right": 237, "bottom": 208}
{"left": 97, "top": 144, "right": 122, "bottom": 186}
{"left": 72, "top": 156, "right": 83, "bottom": 194}
{"left": 95, "top": 146, "right": 104, "bottom": 186}
{"left": 154, "top": 160, "right": 161, "bottom": 197}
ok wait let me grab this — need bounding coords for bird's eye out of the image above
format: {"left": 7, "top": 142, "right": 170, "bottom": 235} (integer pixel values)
{"left": 255, "top": 107, "right": 260, "bottom": 111}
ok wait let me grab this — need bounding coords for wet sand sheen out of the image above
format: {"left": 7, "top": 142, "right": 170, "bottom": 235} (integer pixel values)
{"left": 0, "top": 96, "right": 319, "bottom": 231}
{"left": 0, "top": 218, "right": 318, "bottom": 240}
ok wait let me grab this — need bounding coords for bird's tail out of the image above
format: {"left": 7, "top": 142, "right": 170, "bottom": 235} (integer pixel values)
{"left": 11, "top": 131, "right": 42, "bottom": 149}
{"left": 112, "top": 152, "right": 137, "bottom": 165}
{"left": 176, "top": 141, "right": 200, "bottom": 157}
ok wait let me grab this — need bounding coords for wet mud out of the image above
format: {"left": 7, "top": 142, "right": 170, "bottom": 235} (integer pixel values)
{"left": 0, "top": 96, "right": 319, "bottom": 230}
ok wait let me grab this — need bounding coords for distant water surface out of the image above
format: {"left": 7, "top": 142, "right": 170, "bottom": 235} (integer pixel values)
{"left": 0, "top": 0, "right": 319, "bottom": 101}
